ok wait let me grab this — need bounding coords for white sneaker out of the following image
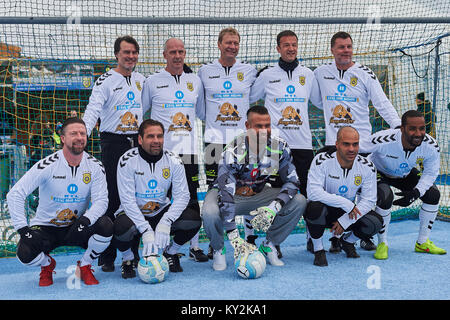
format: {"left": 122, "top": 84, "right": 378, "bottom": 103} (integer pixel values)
{"left": 212, "top": 247, "right": 227, "bottom": 271}
{"left": 259, "top": 241, "right": 284, "bottom": 266}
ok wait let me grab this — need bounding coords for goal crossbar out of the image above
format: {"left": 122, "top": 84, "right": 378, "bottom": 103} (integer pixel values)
{"left": 0, "top": 17, "right": 449, "bottom": 25}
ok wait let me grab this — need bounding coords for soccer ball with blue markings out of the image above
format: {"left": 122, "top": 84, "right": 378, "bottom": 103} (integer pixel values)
{"left": 137, "top": 255, "right": 169, "bottom": 284}
{"left": 234, "top": 250, "right": 266, "bottom": 279}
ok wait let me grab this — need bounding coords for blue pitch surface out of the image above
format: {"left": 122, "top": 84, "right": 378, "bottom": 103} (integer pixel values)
{"left": 0, "top": 219, "right": 449, "bottom": 301}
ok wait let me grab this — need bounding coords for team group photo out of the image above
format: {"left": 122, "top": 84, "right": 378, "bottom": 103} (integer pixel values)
{"left": 0, "top": 0, "right": 449, "bottom": 303}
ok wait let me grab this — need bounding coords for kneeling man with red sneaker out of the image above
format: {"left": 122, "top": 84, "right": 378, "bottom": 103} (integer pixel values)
{"left": 7, "top": 118, "right": 113, "bottom": 286}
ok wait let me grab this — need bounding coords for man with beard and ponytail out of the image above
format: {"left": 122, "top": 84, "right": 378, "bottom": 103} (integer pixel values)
{"left": 305, "top": 126, "right": 382, "bottom": 267}
{"left": 7, "top": 118, "right": 113, "bottom": 286}
{"left": 112, "top": 119, "right": 200, "bottom": 277}
{"left": 366, "top": 110, "right": 445, "bottom": 259}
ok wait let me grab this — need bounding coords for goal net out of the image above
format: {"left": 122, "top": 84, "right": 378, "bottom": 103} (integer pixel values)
{"left": 0, "top": 0, "right": 449, "bottom": 256}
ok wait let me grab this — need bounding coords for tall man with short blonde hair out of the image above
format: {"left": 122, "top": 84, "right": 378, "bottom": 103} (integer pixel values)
{"left": 198, "top": 28, "right": 258, "bottom": 250}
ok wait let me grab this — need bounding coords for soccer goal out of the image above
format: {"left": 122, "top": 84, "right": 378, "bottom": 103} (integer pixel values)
{"left": 0, "top": 0, "right": 449, "bottom": 257}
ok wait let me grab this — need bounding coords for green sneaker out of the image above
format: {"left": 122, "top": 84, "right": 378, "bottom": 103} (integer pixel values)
{"left": 415, "top": 239, "right": 447, "bottom": 255}
{"left": 374, "top": 242, "right": 389, "bottom": 260}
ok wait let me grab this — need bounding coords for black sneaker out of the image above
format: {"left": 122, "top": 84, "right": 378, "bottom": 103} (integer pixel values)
{"left": 207, "top": 245, "right": 213, "bottom": 260}
{"left": 313, "top": 250, "right": 328, "bottom": 267}
{"left": 329, "top": 237, "right": 342, "bottom": 253}
{"left": 101, "top": 262, "right": 115, "bottom": 272}
{"left": 360, "top": 238, "right": 377, "bottom": 251}
{"left": 98, "top": 245, "right": 117, "bottom": 271}
{"left": 121, "top": 260, "right": 136, "bottom": 279}
{"left": 340, "top": 238, "right": 360, "bottom": 258}
{"left": 307, "top": 238, "right": 314, "bottom": 253}
{"left": 163, "top": 252, "right": 183, "bottom": 272}
{"left": 189, "top": 247, "right": 209, "bottom": 262}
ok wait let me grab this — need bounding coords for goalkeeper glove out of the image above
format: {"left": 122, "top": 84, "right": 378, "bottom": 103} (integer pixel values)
{"left": 249, "top": 200, "right": 282, "bottom": 232}
{"left": 142, "top": 229, "right": 158, "bottom": 257}
{"left": 155, "top": 221, "right": 171, "bottom": 250}
{"left": 393, "top": 188, "right": 420, "bottom": 207}
{"left": 227, "top": 229, "right": 257, "bottom": 259}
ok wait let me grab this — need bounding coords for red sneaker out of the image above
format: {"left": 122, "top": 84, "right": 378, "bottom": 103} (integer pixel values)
{"left": 39, "top": 255, "right": 56, "bottom": 287}
{"left": 76, "top": 261, "right": 99, "bottom": 285}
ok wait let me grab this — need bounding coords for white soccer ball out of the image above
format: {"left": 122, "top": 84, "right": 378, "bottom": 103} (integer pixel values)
{"left": 234, "top": 250, "right": 266, "bottom": 279}
{"left": 137, "top": 255, "right": 169, "bottom": 284}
